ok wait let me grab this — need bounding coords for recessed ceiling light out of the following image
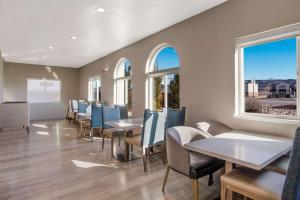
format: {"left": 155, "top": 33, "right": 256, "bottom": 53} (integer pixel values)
{"left": 95, "top": 7, "right": 105, "bottom": 13}
{"left": 49, "top": 46, "right": 54, "bottom": 50}
{"left": 43, "top": 56, "right": 48, "bottom": 59}
{"left": 71, "top": 36, "right": 77, "bottom": 40}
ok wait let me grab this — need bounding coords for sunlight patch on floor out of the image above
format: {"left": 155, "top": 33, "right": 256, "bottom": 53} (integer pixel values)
{"left": 32, "top": 124, "right": 48, "bottom": 129}
{"left": 36, "top": 131, "right": 49, "bottom": 135}
{"left": 71, "top": 160, "right": 118, "bottom": 169}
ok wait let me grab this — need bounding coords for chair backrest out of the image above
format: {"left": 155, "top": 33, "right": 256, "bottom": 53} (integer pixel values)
{"left": 141, "top": 109, "right": 166, "bottom": 148}
{"left": 90, "top": 104, "right": 103, "bottom": 128}
{"left": 166, "top": 126, "right": 207, "bottom": 176}
{"left": 103, "top": 106, "right": 121, "bottom": 129}
{"left": 196, "top": 120, "right": 232, "bottom": 137}
{"left": 70, "top": 100, "right": 78, "bottom": 112}
{"left": 166, "top": 107, "right": 186, "bottom": 129}
{"left": 115, "top": 105, "right": 128, "bottom": 119}
{"left": 282, "top": 127, "right": 300, "bottom": 200}
{"left": 78, "top": 101, "right": 89, "bottom": 113}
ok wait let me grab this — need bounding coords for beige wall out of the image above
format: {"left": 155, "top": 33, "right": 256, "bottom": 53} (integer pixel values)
{"left": 0, "top": 51, "right": 3, "bottom": 103}
{"left": 4, "top": 62, "right": 79, "bottom": 120}
{"left": 79, "top": 0, "right": 300, "bottom": 138}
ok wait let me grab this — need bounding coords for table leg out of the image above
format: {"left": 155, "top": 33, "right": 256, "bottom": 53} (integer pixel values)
{"left": 225, "top": 161, "right": 233, "bottom": 200}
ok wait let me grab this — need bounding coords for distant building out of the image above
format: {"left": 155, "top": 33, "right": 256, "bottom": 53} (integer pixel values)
{"left": 247, "top": 80, "right": 258, "bottom": 97}
{"left": 245, "top": 79, "right": 296, "bottom": 98}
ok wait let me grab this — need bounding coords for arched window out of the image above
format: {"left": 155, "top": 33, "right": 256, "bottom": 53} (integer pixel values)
{"left": 146, "top": 44, "right": 180, "bottom": 111}
{"left": 114, "top": 58, "right": 132, "bottom": 112}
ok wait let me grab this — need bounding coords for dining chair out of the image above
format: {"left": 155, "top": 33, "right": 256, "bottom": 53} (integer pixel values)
{"left": 66, "top": 100, "right": 78, "bottom": 123}
{"left": 101, "top": 106, "right": 125, "bottom": 158}
{"left": 220, "top": 127, "right": 300, "bottom": 200}
{"left": 124, "top": 109, "right": 166, "bottom": 172}
{"left": 83, "top": 104, "right": 103, "bottom": 142}
{"left": 196, "top": 120, "right": 233, "bottom": 137}
{"left": 115, "top": 105, "right": 128, "bottom": 120}
{"left": 165, "top": 107, "right": 186, "bottom": 130}
{"left": 77, "top": 101, "right": 91, "bottom": 135}
{"left": 266, "top": 155, "right": 290, "bottom": 175}
{"left": 162, "top": 126, "right": 225, "bottom": 200}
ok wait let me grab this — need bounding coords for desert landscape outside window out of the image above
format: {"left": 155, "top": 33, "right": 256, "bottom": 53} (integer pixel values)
{"left": 243, "top": 37, "right": 297, "bottom": 117}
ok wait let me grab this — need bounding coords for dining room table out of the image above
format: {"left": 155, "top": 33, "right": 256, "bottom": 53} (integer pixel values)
{"left": 105, "top": 118, "right": 143, "bottom": 161}
{"left": 184, "top": 130, "right": 292, "bottom": 200}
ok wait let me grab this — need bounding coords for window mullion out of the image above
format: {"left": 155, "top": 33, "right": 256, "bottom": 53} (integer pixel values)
{"left": 296, "top": 36, "right": 300, "bottom": 118}
{"left": 164, "top": 75, "right": 168, "bottom": 110}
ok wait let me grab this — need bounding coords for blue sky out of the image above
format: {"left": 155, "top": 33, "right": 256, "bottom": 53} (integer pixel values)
{"left": 155, "top": 47, "right": 179, "bottom": 70}
{"left": 244, "top": 37, "right": 297, "bottom": 80}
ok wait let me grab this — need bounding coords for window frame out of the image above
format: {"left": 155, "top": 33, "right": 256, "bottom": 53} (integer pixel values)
{"left": 88, "top": 76, "right": 101, "bottom": 102}
{"left": 235, "top": 23, "right": 300, "bottom": 122}
{"left": 113, "top": 58, "right": 132, "bottom": 108}
{"left": 27, "top": 78, "right": 62, "bottom": 103}
{"left": 145, "top": 44, "right": 180, "bottom": 111}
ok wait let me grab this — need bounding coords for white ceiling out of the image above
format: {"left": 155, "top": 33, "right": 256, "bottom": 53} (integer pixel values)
{"left": 0, "top": 0, "right": 227, "bottom": 68}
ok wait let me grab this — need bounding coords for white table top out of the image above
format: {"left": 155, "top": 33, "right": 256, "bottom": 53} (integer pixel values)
{"left": 184, "top": 130, "right": 292, "bottom": 170}
{"left": 105, "top": 118, "right": 143, "bottom": 130}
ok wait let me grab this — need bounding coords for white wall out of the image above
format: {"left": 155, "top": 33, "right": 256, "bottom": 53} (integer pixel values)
{"left": 0, "top": 51, "right": 4, "bottom": 103}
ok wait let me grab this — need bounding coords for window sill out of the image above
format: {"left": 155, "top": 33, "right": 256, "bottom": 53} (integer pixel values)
{"left": 233, "top": 114, "right": 300, "bottom": 125}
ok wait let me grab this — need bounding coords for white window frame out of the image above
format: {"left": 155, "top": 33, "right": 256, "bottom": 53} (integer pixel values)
{"left": 27, "top": 78, "right": 61, "bottom": 103}
{"left": 88, "top": 76, "right": 101, "bottom": 101}
{"left": 235, "top": 23, "right": 300, "bottom": 123}
{"left": 113, "top": 58, "right": 132, "bottom": 106}
{"left": 145, "top": 44, "right": 180, "bottom": 111}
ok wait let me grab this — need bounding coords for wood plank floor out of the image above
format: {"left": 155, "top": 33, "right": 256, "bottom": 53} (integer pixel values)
{"left": 0, "top": 120, "right": 222, "bottom": 200}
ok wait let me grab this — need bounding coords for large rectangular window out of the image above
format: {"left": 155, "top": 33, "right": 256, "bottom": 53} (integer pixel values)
{"left": 236, "top": 24, "right": 300, "bottom": 121}
{"left": 88, "top": 78, "right": 101, "bottom": 101}
{"left": 27, "top": 79, "right": 61, "bottom": 103}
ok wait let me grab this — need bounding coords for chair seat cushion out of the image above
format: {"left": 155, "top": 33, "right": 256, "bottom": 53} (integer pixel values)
{"left": 265, "top": 155, "right": 289, "bottom": 175}
{"left": 124, "top": 134, "right": 141, "bottom": 146}
{"left": 189, "top": 152, "right": 224, "bottom": 179}
{"left": 221, "top": 167, "right": 285, "bottom": 200}
{"left": 103, "top": 128, "right": 124, "bottom": 138}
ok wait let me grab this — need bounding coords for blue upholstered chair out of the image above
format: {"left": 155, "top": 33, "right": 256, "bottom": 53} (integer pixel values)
{"left": 124, "top": 109, "right": 167, "bottom": 172}
{"left": 83, "top": 104, "right": 103, "bottom": 141}
{"left": 114, "top": 105, "right": 128, "bottom": 120}
{"left": 165, "top": 107, "right": 186, "bottom": 130}
{"left": 124, "top": 108, "right": 186, "bottom": 171}
{"left": 221, "top": 128, "right": 300, "bottom": 200}
{"left": 101, "top": 106, "right": 125, "bottom": 158}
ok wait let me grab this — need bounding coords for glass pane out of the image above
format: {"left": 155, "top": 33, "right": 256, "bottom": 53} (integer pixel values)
{"left": 116, "top": 80, "right": 125, "bottom": 105}
{"left": 116, "top": 59, "right": 132, "bottom": 78}
{"left": 151, "top": 76, "right": 164, "bottom": 111}
{"left": 167, "top": 74, "right": 180, "bottom": 109}
{"left": 244, "top": 37, "right": 297, "bottom": 117}
{"left": 27, "top": 79, "right": 61, "bottom": 103}
{"left": 45, "top": 80, "right": 61, "bottom": 102}
{"left": 154, "top": 47, "right": 179, "bottom": 71}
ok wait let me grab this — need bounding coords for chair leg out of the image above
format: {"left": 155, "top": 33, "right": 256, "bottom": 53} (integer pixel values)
{"left": 80, "top": 122, "right": 83, "bottom": 137}
{"left": 124, "top": 142, "right": 129, "bottom": 161}
{"left": 142, "top": 148, "right": 148, "bottom": 172}
{"left": 131, "top": 144, "right": 133, "bottom": 152}
{"left": 221, "top": 181, "right": 227, "bottom": 200}
{"left": 162, "top": 166, "right": 170, "bottom": 192}
{"left": 101, "top": 134, "right": 105, "bottom": 150}
{"left": 111, "top": 136, "right": 114, "bottom": 159}
{"left": 192, "top": 179, "right": 199, "bottom": 200}
{"left": 90, "top": 128, "right": 93, "bottom": 142}
{"left": 161, "top": 143, "right": 166, "bottom": 165}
